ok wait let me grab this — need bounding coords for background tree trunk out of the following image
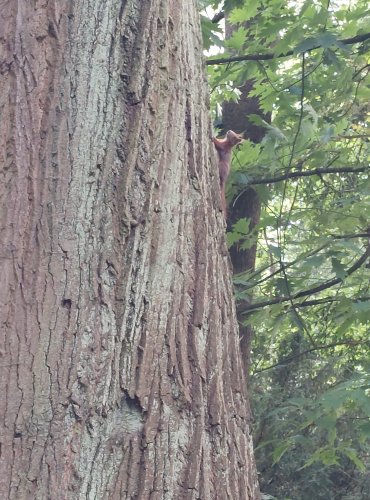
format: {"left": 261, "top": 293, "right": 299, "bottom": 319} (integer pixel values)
{"left": 222, "top": 18, "right": 270, "bottom": 379}
{"left": 0, "top": 1, "right": 259, "bottom": 498}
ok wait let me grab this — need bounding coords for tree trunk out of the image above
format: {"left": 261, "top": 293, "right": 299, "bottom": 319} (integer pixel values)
{"left": 222, "top": 20, "right": 269, "bottom": 379}
{"left": 0, "top": 1, "right": 259, "bottom": 498}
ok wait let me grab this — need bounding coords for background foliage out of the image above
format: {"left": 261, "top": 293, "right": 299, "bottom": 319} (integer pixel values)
{"left": 201, "top": 0, "right": 370, "bottom": 498}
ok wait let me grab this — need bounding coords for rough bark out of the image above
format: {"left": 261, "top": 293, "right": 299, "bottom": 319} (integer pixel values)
{"left": 0, "top": 1, "right": 260, "bottom": 499}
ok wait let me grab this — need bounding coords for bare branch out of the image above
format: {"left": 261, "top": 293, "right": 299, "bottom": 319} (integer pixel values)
{"left": 246, "top": 165, "right": 369, "bottom": 185}
{"left": 238, "top": 234, "right": 370, "bottom": 292}
{"left": 253, "top": 340, "right": 370, "bottom": 374}
{"left": 212, "top": 11, "right": 224, "bottom": 23}
{"left": 206, "top": 32, "right": 370, "bottom": 65}
{"left": 295, "top": 295, "right": 370, "bottom": 308}
{"left": 243, "top": 246, "right": 370, "bottom": 312}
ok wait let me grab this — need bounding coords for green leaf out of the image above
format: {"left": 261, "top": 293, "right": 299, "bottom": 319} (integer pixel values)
{"left": 320, "top": 125, "right": 335, "bottom": 143}
{"left": 294, "top": 36, "right": 320, "bottom": 54}
{"left": 316, "top": 414, "right": 337, "bottom": 431}
{"left": 352, "top": 300, "right": 370, "bottom": 313}
{"left": 225, "top": 27, "right": 247, "bottom": 50}
{"left": 276, "top": 277, "right": 289, "bottom": 295}
{"left": 320, "top": 389, "right": 348, "bottom": 411}
{"left": 341, "top": 447, "right": 366, "bottom": 471}
{"left": 268, "top": 245, "right": 281, "bottom": 259}
{"left": 294, "top": 33, "right": 339, "bottom": 54}
{"left": 316, "top": 32, "right": 339, "bottom": 48}
{"left": 238, "top": 139, "right": 261, "bottom": 164}
{"left": 301, "top": 447, "right": 339, "bottom": 469}
{"left": 272, "top": 441, "right": 291, "bottom": 464}
{"left": 331, "top": 258, "right": 347, "bottom": 280}
{"left": 200, "top": 15, "right": 223, "bottom": 51}
{"left": 206, "top": 2, "right": 370, "bottom": 492}
{"left": 359, "top": 422, "right": 370, "bottom": 438}
{"left": 228, "top": 3, "right": 259, "bottom": 24}
{"left": 320, "top": 448, "right": 339, "bottom": 466}
{"left": 233, "top": 217, "right": 250, "bottom": 234}
{"left": 232, "top": 172, "right": 251, "bottom": 185}
{"left": 226, "top": 230, "right": 243, "bottom": 247}
{"left": 303, "top": 254, "right": 326, "bottom": 268}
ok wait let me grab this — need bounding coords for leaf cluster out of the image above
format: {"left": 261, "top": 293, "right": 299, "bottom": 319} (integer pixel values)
{"left": 202, "top": 0, "right": 370, "bottom": 498}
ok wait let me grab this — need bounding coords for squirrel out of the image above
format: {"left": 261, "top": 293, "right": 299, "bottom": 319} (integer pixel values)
{"left": 212, "top": 130, "right": 243, "bottom": 218}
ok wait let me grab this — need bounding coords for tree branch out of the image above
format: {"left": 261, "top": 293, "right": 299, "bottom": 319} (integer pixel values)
{"left": 243, "top": 246, "right": 370, "bottom": 312}
{"left": 206, "top": 32, "right": 370, "bottom": 65}
{"left": 238, "top": 233, "right": 370, "bottom": 293}
{"left": 294, "top": 295, "right": 370, "bottom": 308}
{"left": 253, "top": 340, "right": 369, "bottom": 374}
{"left": 246, "top": 165, "right": 369, "bottom": 185}
{"left": 211, "top": 11, "right": 224, "bottom": 23}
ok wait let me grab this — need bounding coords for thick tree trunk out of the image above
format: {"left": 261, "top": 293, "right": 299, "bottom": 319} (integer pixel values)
{"left": 0, "top": 1, "right": 259, "bottom": 499}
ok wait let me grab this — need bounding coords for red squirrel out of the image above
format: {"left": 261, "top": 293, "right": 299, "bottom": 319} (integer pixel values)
{"left": 212, "top": 130, "right": 243, "bottom": 218}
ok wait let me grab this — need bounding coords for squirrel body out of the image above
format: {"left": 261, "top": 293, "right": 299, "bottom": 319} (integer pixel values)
{"left": 212, "top": 130, "right": 243, "bottom": 217}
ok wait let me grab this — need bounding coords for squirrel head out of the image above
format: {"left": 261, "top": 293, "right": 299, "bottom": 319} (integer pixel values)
{"left": 225, "top": 130, "right": 243, "bottom": 146}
